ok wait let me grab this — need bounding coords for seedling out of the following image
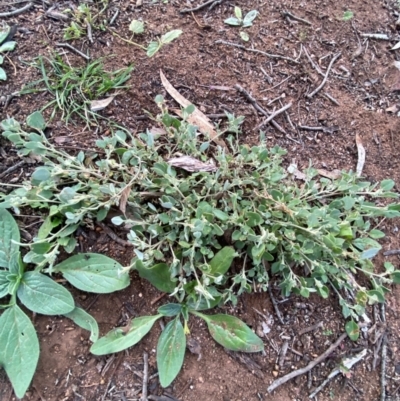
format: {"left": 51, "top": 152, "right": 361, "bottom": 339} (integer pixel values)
{"left": 342, "top": 10, "right": 354, "bottom": 21}
{"left": 111, "top": 22, "right": 182, "bottom": 58}
{"left": 21, "top": 54, "right": 133, "bottom": 125}
{"left": 224, "top": 6, "right": 258, "bottom": 27}
{"left": 64, "top": 2, "right": 108, "bottom": 40}
{"left": 0, "top": 209, "right": 130, "bottom": 398}
{"left": 0, "top": 25, "right": 17, "bottom": 81}
{"left": 91, "top": 248, "right": 264, "bottom": 387}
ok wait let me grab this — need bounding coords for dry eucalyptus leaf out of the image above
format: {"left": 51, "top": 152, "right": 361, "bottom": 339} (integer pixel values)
{"left": 159, "top": 70, "right": 228, "bottom": 150}
{"left": 317, "top": 169, "right": 342, "bottom": 180}
{"left": 167, "top": 156, "right": 217, "bottom": 172}
{"left": 356, "top": 134, "right": 365, "bottom": 177}
{"left": 90, "top": 96, "right": 115, "bottom": 112}
{"left": 119, "top": 185, "right": 132, "bottom": 215}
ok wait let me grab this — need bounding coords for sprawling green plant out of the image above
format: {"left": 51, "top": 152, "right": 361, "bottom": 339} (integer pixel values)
{"left": 0, "top": 24, "right": 17, "bottom": 81}
{"left": 91, "top": 247, "right": 263, "bottom": 387}
{"left": 0, "top": 209, "right": 129, "bottom": 398}
{"left": 21, "top": 55, "right": 133, "bottom": 125}
{"left": 1, "top": 103, "right": 400, "bottom": 338}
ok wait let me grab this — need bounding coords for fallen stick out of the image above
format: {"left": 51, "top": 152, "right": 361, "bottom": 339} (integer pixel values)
{"left": 142, "top": 352, "right": 149, "bottom": 401}
{"left": 282, "top": 10, "right": 312, "bottom": 26}
{"left": 309, "top": 349, "right": 367, "bottom": 398}
{"left": 355, "top": 134, "right": 365, "bottom": 177}
{"left": 268, "top": 285, "right": 285, "bottom": 325}
{"left": 180, "top": 0, "right": 224, "bottom": 13}
{"left": 267, "top": 332, "right": 347, "bottom": 393}
{"left": 256, "top": 102, "right": 292, "bottom": 130}
{"left": 0, "top": 2, "right": 33, "bottom": 17}
{"left": 383, "top": 249, "right": 400, "bottom": 256}
{"left": 306, "top": 52, "right": 341, "bottom": 98}
{"left": 56, "top": 42, "right": 90, "bottom": 61}
{"left": 234, "top": 84, "right": 287, "bottom": 134}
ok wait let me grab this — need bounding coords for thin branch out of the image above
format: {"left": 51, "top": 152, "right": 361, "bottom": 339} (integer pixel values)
{"left": 180, "top": 0, "right": 224, "bottom": 13}
{"left": 0, "top": 1, "right": 32, "bottom": 17}
{"left": 256, "top": 102, "right": 292, "bottom": 130}
{"left": 0, "top": 160, "right": 25, "bottom": 179}
{"left": 216, "top": 40, "right": 299, "bottom": 64}
{"left": 282, "top": 10, "right": 312, "bottom": 26}
{"left": 234, "top": 84, "right": 287, "bottom": 134}
{"left": 142, "top": 352, "right": 149, "bottom": 401}
{"left": 267, "top": 332, "right": 347, "bottom": 393}
{"left": 306, "top": 52, "right": 341, "bottom": 98}
{"left": 268, "top": 285, "right": 285, "bottom": 325}
{"left": 55, "top": 42, "right": 90, "bottom": 61}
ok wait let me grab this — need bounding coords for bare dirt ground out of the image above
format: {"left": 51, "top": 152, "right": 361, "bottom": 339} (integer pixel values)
{"left": 1, "top": 0, "right": 400, "bottom": 400}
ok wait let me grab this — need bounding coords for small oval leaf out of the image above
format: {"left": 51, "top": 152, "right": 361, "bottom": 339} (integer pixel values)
{"left": 208, "top": 246, "right": 236, "bottom": 276}
{"left": 158, "top": 303, "right": 182, "bottom": 317}
{"left": 157, "top": 317, "right": 186, "bottom": 387}
{"left": 26, "top": 111, "right": 46, "bottom": 131}
{"left": 345, "top": 320, "right": 359, "bottom": 341}
{"left": 0, "top": 209, "right": 20, "bottom": 268}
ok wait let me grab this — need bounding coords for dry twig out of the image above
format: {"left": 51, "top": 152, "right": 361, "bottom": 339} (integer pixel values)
{"left": 306, "top": 52, "right": 341, "bottom": 98}
{"left": 55, "top": 42, "right": 90, "bottom": 61}
{"left": 97, "top": 221, "right": 132, "bottom": 247}
{"left": 142, "top": 352, "right": 149, "bottom": 401}
{"left": 268, "top": 285, "right": 285, "bottom": 325}
{"left": 267, "top": 332, "right": 347, "bottom": 393}
{"left": 0, "top": 1, "right": 32, "bottom": 17}
{"left": 282, "top": 10, "right": 312, "bottom": 26}
{"left": 256, "top": 102, "right": 292, "bottom": 130}
{"left": 180, "top": 0, "right": 224, "bottom": 13}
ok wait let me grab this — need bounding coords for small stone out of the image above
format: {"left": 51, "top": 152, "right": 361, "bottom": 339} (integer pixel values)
{"left": 199, "top": 377, "right": 204, "bottom": 383}
{"left": 272, "top": 371, "right": 279, "bottom": 377}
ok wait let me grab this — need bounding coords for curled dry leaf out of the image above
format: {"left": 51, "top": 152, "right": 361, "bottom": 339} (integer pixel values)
{"left": 167, "top": 155, "right": 217, "bottom": 172}
{"left": 119, "top": 185, "right": 132, "bottom": 215}
{"left": 287, "top": 163, "right": 306, "bottom": 180}
{"left": 159, "top": 70, "right": 228, "bottom": 150}
{"left": 317, "top": 169, "right": 342, "bottom": 180}
{"left": 90, "top": 96, "right": 115, "bottom": 112}
{"left": 149, "top": 126, "right": 167, "bottom": 139}
{"left": 355, "top": 134, "right": 365, "bottom": 177}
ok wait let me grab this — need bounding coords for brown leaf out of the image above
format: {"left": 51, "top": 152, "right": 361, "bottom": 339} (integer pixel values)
{"left": 119, "top": 185, "right": 131, "bottom": 215}
{"left": 167, "top": 155, "right": 217, "bottom": 172}
{"left": 160, "top": 70, "right": 228, "bottom": 150}
{"left": 90, "top": 96, "right": 115, "bottom": 112}
{"left": 149, "top": 126, "right": 167, "bottom": 139}
{"left": 317, "top": 169, "right": 342, "bottom": 180}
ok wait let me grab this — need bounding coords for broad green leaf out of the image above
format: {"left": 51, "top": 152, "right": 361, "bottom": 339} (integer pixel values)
{"left": 234, "top": 6, "right": 242, "bottom": 20}
{"left": 243, "top": 10, "right": 258, "bottom": 27}
{"left": 64, "top": 306, "right": 99, "bottom": 342}
{"left": 17, "top": 272, "right": 74, "bottom": 315}
{"left": 0, "top": 41, "right": 16, "bottom": 52}
{"left": 186, "top": 294, "right": 221, "bottom": 311}
{"left": 161, "top": 29, "right": 182, "bottom": 44}
{"left": 37, "top": 216, "right": 54, "bottom": 240}
{"left": 157, "top": 317, "right": 186, "bottom": 387}
{"left": 0, "top": 117, "right": 20, "bottom": 132}
{"left": 391, "top": 271, "right": 400, "bottom": 284}
{"left": 208, "top": 246, "right": 236, "bottom": 276}
{"left": 0, "top": 305, "right": 39, "bottom": 398}
{"left": 136, "top": 261, "right": 176, "bottom": 293}
{"left": 0, "top": 269, "right": 9, "bottom": 298}
{"left": 53, "top": 253, "right": 129, "bottom": 293}
{"left": 26, "top": 111, "right": 46, "bottom": 131}
{"left": 0, "top": 26, "right": 10, "bottom": 44}
{"left": 147, "top": 41, "right": 160, "bottom": 57}
{"left": 367, "top": 289, "right": 385, "bottom": 304}
{"left": 193, "top": 312, "right": 264, "bottom": 352}
{"left": 0, "top": 209, "right": 20, "bottom": 268}
{"left": 158, "top": 303, "right": 182, "bottom": 317}
{"left": 345, "top": 320, "right": 359, "bottom": 341}
{"left": 380, "top": 179, "right": 395, "bottom": 191}
{"left": 0, "top": 67, "right": 5, "bottom": 81}
{"left": 224, "top": 17, "right": 241, "bottom": 26}
{"left": 129, "top": 20, "right": 144, "bottom": 35}
{"left": 31, "top": 242, "right": 52, "bottom": 255}
{"left": 90, "top": 315, "right": 161, "bottom": 354}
